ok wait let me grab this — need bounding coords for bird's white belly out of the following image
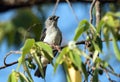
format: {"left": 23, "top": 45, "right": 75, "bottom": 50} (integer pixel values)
{"left": 43, "top": 31, "right": 57, "bottom": 44}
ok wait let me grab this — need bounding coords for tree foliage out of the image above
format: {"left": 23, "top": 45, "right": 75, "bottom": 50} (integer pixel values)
{"left": 0, "top": 9, "right": 43, "bottom": 47}
{"left": 0, "top": 1, "right": 120, "bottom": 82}
{"left": 7, "top": 11, "right": 120, "bottom": 82}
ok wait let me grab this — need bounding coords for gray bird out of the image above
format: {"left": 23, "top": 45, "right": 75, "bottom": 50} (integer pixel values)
{"left": 34, "top": 15, "right": 62, "bottom": 78}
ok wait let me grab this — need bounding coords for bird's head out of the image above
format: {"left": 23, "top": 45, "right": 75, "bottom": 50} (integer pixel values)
{"left": 45, "top": 15, "right": 59, "bottom": 28}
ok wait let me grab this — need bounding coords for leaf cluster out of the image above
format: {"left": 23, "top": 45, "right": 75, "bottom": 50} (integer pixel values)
{"left": 8, "top": 12, "right": 120, "bottom": 82}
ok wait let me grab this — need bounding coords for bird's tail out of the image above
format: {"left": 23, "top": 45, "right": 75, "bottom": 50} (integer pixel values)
{"left": 34, "top": 50, "right": 58, "bottom": 78}
{"left": 34, "top": 66, "right": 47, "bottom": 78}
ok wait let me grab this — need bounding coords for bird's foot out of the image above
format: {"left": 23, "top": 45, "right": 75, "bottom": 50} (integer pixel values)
{"left": 51, "top": 44, "right": 61, "bottom": 52}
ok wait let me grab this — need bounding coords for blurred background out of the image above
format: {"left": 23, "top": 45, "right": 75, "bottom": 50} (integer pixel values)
{"left": 0, "top": 0, "right": 120, "bottom": 82}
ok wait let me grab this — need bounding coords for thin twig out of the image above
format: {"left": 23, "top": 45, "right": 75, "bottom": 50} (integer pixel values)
{"left": 0, "top": 61, "right": 18, "bottom": 69}
{"left": 0, "top": 39, "right": 113, "bottom": 70}
{"left": 0, "top": 57, "right": 31, "bottom": 70}
{"left": 4, "top": 51, "right": 22, "bottom": 66}
{"left": 52, "top": 0, "right": 60, "bottom": 15}
{"left": 61, "top": 40, "right": 87, "bottom": 49}
{"left": 0, "top": 40, "right": 85, "bottom": 69}
{"left": 99, "top": 63, "right": 120, "bottom": 80}
{"left": 89, "top": 0, "right": 97, "bottom": 24}
{"left": 105, "top": 68, "right": 120, "bottom": 78}
{"left": 104, "top": 69, "right": 117, "bottom": 82}
{"left": 1, "top": 50, "right": 31, "bottom": 70}
{"left": 65, "top": 0, "right": 79, "bottom": 23}
{"left": 102, "top": 38, "right": 113, "bottom": 42}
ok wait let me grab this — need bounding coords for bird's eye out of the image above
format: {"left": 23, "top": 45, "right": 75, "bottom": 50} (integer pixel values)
{"left": 49, "top": 17, "right": 53, "bottom": 20}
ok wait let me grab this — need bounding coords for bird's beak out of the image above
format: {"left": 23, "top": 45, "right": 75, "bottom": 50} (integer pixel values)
{"left": 54, "top": 16, "right": 59, "bottom": 21}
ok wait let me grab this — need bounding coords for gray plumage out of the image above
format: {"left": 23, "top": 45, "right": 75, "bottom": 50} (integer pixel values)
{"left": 34, "top": 15, "right": 62, "bottom": 78}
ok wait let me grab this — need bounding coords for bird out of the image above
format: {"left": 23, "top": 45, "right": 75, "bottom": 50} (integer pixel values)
{"left": 34, "top": 15, "right": 62, "bottom": 78}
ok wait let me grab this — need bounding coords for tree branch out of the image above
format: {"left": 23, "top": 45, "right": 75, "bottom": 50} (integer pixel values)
{"left": 65, "top": 0, "right": 79, "bottom": 23}
{"left": 104, "top": 68, "right": 117, "bottom": 82}
{"left": 105, "top": 68, "right": 120, "bottom": 78}
{"left": 0, "top": 40, "right": 85, "bottom": 70}
{"left": 0, "top": 0, "right": 117, "bottom": 12}
{"left": 0, "top": 39, "right": 114, "bottom": 70}
{"left": 95, "top": 0, "right": 101, "bottom": 27}
{"left": 52, "top": 0, "right": 60, "bottom": 15}
{"left": 4, "top": 51, "right": 21, "bottom": 66}
{"left": 89, "top": 0, "right": 97, "bottom": 24}
{"left": 0, "top": 51, "right": 31, "bottom": 70}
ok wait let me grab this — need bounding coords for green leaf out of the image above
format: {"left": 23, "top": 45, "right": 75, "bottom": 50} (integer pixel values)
{"left": 108, "top": 64, "right": 114, "bottom": 72}
{"left": 79, "top": 49, "right": 91, "bottom": 59}
{"left": 32, "top": 52, "right": 44, "bottom": 78}
{"left": 95, "top": 36, "right": 102, "bottom": 52}
{"left": 36, "top": 42, "right": 53, "bottom": 58}
{"left": 74, "top": 20, "right": 89, "bottom": 41}
{"left": 114, "top": 12, "right": 120, "bottom": 17}
{"left": 102, "top": 61, "right": 109, "bottom": 68}
{"left": 105, "top": 15, "right": 115, "bottom": 27}
{"left": 28, "top": 62, "right": 36, "bottom": 70}
{"left": 81, "top": 62, "right": 88, "bottom": 81}
{"left": 23, "top": 62, "right": 33, "bottom": 82}
{"left": 66, "top": 73, "right": 71, "bottom": 82}
{"left": 41, "top": 50, "right": 53, "bottom": 62}
{"left": 89, "top": 23, "right": 98, "bottom": 34}
{"left": 69, "top": 49, "right": 81, "bottom": 69}
{"left": 19, "top": 73, "right": 24, "bottom": 82}
{"left": 93, "top": 50, "right": 99, "bottom": 62}
{"left": 17, "top": 39, "right": 35, "bottom": 71}
{"left": 21, "top": 39, "right": 35, "bottom": 55}
{"left": 16, "top": 56, "right": 22, "bottom": 71}
{"left": 95, "top": 57, "right": 102, "bottom": 64}
{"left": 97, "top": 20, "right": 105, "bottom": 33}
{"left": 19, "top": 72, "right": 29, "bottom": 82}
{"left": 93, "top": 69, "right": 98, "bottom": 82}
{"left": 63, "top": 62, "right": 71, "bottom": 82}
{"left": 103, "top": 27, "right": 110, "bottom": 47}
{"left": 8, "top": 70, "right": 18, "bottom": 82}
{"left": 54, "top": 47, "right": 69, "bottom": 72}
{"left": 92, "top": 41, "right": 102, "bottom": 53}
{"left": 113, "top": 38, "right": 120, "bottom": 61}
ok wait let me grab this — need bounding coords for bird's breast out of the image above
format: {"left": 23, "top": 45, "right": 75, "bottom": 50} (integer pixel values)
{"left": 43, "top": 29, "right": 61, "bottom": 45}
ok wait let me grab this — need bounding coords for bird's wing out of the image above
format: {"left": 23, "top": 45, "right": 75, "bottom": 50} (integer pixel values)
{"left": 59, "top": 31, "right": 62, "bottom": 45}
{"left": 40, "top": 28, "right": 46, "bottom": 41}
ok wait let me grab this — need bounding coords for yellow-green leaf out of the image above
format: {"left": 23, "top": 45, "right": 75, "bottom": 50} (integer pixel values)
{"left": 19, "top": 72, "right": 29, "bottom": 82}
{"left": 54, "top": 47, "right": 69, "bottom": 72}
{"left": 16, "top": 56, "right": 22, "bottom": 71}
{"left": 21, "top": 39, "right": 35, "bottom": 55}
{"left": 17, "top": 39, "right": 35, "bottom": 71}
{"left": 93, "top": 50, "right": 99, "bottom": 62}
{"left": 69, "top": 49, "right": 81, "bottom": 69}
{"left": 93, "top": 69, "right": 98, "bottom": 82}
{"left": 97, "top": 20, "right": 105, "bottom": 33}
{"left": 74, "top": 20, "right": 89, "bottom": 41}
{"left": 114, "top": 12, "right": 120, "bottom": 17}
{"left": 36, "top": 42, "right": 53, "bottom": 58}
{"left": 8, "top": 70, "right": 18, "bottom": 82}
{"left": 63, "top": 62, "right": 71, "bottom": 82}
{"left": 32, "top": 52, "right": 44, "bottom": 78}
{"left": 113, "top": 38, "right": 120, "bottom": 61}
{"left": 23, "top": 62, "right": 33, "bottom": 82}
{"left": 81, "top": 62, "right": 88, "bottom": 81}
{"left": 41, "top": 49, "right": 53, "bottom": 62}
{"left": 92, "top": 41, "right": 102, "bottom": 53}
